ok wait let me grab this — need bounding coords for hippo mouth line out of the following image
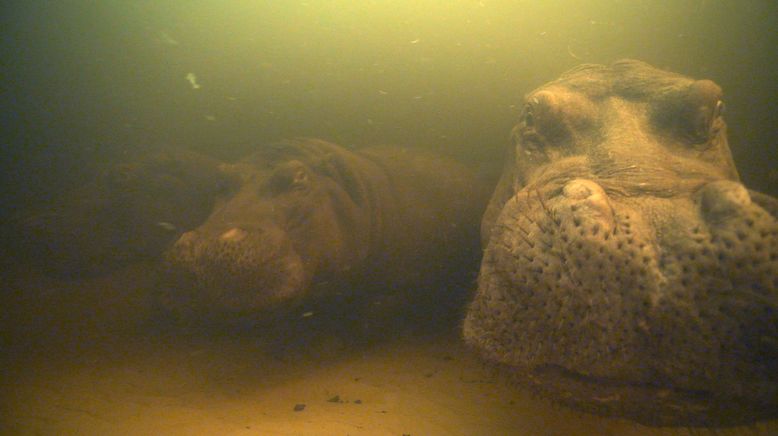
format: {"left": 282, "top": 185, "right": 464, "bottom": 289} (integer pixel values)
{"left": 530, "top": 363, "right": 712, "bottom": 404}
{"left": 520, "top": 363, "right": 772, "bottom": 427}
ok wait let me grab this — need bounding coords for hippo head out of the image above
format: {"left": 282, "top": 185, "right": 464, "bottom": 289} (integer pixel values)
{"left": 463, "top": 60, "right": 778, "bottom": 426}
{"left": 162, "top": 139, "right": 373, "bottom": 316}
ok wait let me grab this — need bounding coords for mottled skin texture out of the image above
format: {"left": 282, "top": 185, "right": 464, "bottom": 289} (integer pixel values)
{"left": 15, "top": 149, "right": 235, "bottom": 277}
{"left": 161, "top": 138, "right": 485, "bottom": 323}
{"left": 463, "top": 60, "right": 778, "bottom": 427}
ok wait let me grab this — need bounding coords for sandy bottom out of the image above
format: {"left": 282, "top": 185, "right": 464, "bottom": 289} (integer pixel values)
{"left": 1, "top": 262, "right": 775, "bottom": 436}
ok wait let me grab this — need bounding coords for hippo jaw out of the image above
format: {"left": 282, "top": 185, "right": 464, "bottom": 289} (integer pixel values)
{"left": 465, "top": 174, "right": 778, "bottom": 426}
{"left": 162, "top": 223, "right": 310, "bottom": 314}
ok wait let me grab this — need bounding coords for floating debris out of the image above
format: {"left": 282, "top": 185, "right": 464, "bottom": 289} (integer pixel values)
{"left": 567, "top": 44, "right": 582, "bottom": 60}
{"left": 409, "top": 38, "right": 420, "bottom": 44}
{"left": 378, "top": 90, "right": 389, "bottom": 95}
{"left": 156, "top": 222, "right": 177, "bottom": 232}
{"left": 204, "top": 115, "right": 216, "bottom": 122}
{"left": 185, "top": 73, "right": 201, "bottom": 89}
{"left": 293, "top": 403, "right": 306, "bottom": 412}
{"left": 301, "top": 311, "right": 314, "bottom": 318}
{"left": 159, "top": 31, "right": 179, "bottom": 46}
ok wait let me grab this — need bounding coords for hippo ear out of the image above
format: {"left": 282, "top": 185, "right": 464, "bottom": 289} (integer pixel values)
{"left": 750, "top": 190, "right": 778, "bottom": 220}
{"left": 104, "top": 163, "right": 139, "bottom": 188}
{"left": 652, "top": 79, "right": 725, "bottom": 146}
{"left": 317, "top": 153, "right": 367, "bottom": 206}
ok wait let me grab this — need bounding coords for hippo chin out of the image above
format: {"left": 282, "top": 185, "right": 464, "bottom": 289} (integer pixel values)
{"left": 463, "top": 60, "right": 778, "bottom": 426}
{"left": 162, "top": 138, "right": 485, "bottom": 322}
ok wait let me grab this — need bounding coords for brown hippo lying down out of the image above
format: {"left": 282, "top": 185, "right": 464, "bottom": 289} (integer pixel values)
{"left": 464, "top": 60, "right": 778, "bottom": 427}
{"left": 160, "top": 138, "right": 485, "bottom": 327}
{"left": 15, "top": 138, "right": 486, "bottom": 331}
{"left": 13, "top": 149, "right": 236, "bottom": 277}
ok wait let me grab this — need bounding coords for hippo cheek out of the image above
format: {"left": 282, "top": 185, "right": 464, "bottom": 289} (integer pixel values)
{"left": 465, "top": 178, "right": 778, "bottom": 425}
{"left": 646, "top": 181, "right": 778, "bottom": 406}
{"left": 163, "top": 226, "right": 309, "bottom": 314}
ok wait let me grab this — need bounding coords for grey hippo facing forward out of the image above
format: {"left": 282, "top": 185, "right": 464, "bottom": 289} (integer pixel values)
{"left": 464, "top": 60, "right": 778, "bottom": 427}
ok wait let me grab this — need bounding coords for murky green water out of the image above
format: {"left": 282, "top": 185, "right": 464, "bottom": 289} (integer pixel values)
{"left": 1, "top": 1, "right": 776, "bottom": 434}
{"left": 2, "top": 1, "right": 776, "bottom": 206}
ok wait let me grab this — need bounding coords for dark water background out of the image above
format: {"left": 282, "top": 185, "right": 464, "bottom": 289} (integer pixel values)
{"left": 1, "top": 0, "right": 777, "bottom": 218}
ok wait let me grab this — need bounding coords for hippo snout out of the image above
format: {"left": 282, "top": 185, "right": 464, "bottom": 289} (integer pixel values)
{"left": 162, "top": 224, "right": 308, "bottom": 314}
{"left": 466, "top": 177, "right": 778, "bottom": 425}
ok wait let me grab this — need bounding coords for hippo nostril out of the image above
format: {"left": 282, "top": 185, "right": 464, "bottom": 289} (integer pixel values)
{"left": 220, "top": 227, "right": 248, "bottom": 242}
{"left": 563, "top": 179, "right": 596, "bottom": 200}
{"left": 561, "top": 179, "right": 614, "bottom": 229}
{"left": 174, "top": 230, "right": 197, "bottom": 246}
{"left": 696, "top": 180, "right": 751, "bottom": 223}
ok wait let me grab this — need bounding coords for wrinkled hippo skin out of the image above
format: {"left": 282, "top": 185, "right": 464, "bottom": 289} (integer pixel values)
{"left": 161, "top": 138, "right": 485, "bottom": 326}
{"left": 14, "top": 149, "right": 236, "bottom": 277}
{"left": 463, "top": 60, "right": 778, "bottom": 426}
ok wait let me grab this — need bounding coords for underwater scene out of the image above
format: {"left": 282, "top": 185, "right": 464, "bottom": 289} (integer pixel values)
{"left": 1, "top": 1, "right": 776, "bottom": 435}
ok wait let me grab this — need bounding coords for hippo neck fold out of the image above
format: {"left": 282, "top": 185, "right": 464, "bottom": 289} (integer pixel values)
{"left": 361, "top": 145, "right": 486, "bottom": 288}
{"left": 338, "top": 149, "right": 408, "bottom": 275}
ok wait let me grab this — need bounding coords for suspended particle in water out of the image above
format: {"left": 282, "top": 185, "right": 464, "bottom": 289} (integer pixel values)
{"left": 185, "top": 73, "right": 201, "bottom": 90}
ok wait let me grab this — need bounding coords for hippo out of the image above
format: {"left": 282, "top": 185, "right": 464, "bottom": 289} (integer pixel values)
{"left": 158, "top": 138, "right": 486, "bottom": 328}
{"left": 463, "top": 60, "right": 778, "bottom": 427}
{"left": 13, "top": 149, "right": 236, "bottom": 277}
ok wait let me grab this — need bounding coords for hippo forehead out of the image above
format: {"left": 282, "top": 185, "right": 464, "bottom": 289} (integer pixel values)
{"left": 513, "top": 60, "right": 738, "bottom": 188}
{"left": 541, "top": 59, "right": 705, "bottom": 101}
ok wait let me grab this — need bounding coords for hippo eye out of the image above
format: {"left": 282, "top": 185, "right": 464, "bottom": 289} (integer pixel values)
{"left": 267, "top": 164, "right": 310, "bottom": 195}
{"left": 689, "top": 100, "right": 727, "bottom": 145}
{"left": 290, "top": 168, "right": 307, "bottom": 186}
{"left": 650, "top": 79, "right": 729, "bottom": 148}
{"left": 215, "top": 176, "right": 237, "bottom": 196}
{"left": 107, "top": 164, "right": 137, "bottom": 187}
{"left": 523, "top": 104, "right": 535, "bottom": 128}
{"left": 714, "top": 100, "right": 725, "bottom": 118}
{"left": 517, "top": 98, "right": 545, "bottom": 152}
{"left": 705, "top": 99, "right": 726, "bottom": 139}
